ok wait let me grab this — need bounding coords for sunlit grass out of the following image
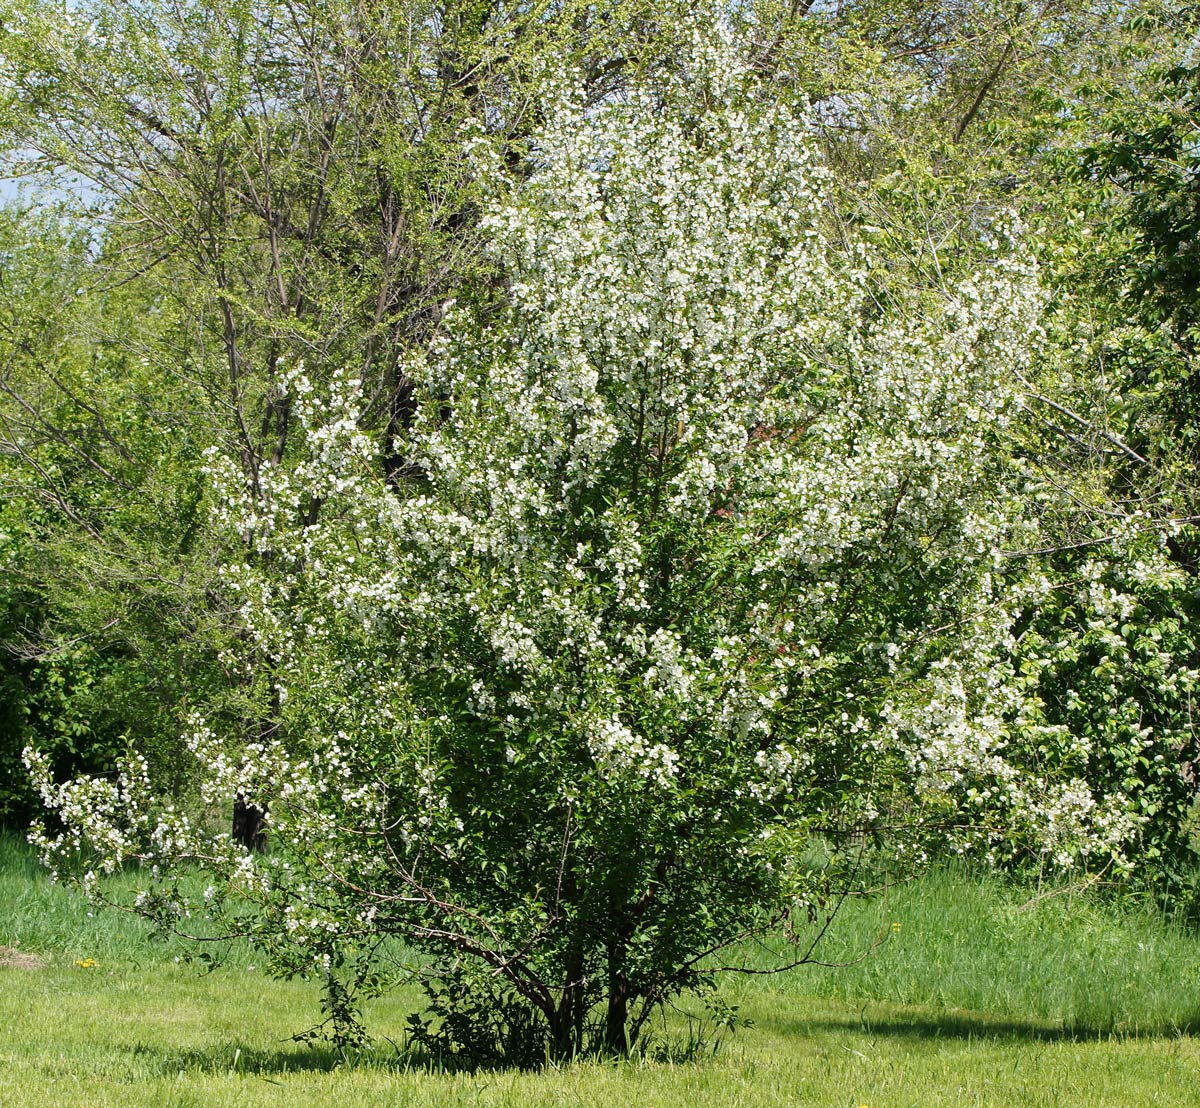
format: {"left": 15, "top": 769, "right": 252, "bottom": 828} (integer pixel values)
{"left": 751, "top": 866, "right": 1200, "bottom": 1034}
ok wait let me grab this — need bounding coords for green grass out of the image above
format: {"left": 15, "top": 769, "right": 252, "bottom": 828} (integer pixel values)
{"left": 0, "top": 833, "right": 259, "bottom": 969}
{"left": 749, "top": 867, "right": 1200, "bottom": 1034}
{"left": 3, "top": 834, "right": 1200, "bottom": 1107}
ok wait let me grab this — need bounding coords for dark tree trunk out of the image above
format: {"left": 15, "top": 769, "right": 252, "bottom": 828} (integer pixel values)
{"left": 232, "top": 794, "right": 267, "bottom": 853}
{"left": 382, "top": 372, "right": 423, "bottom": 485}
{"left": 547, "top": 995, "right": 577, "bottom": 1061}
{"left": 548, "top": 938, "right": 587, "bottom": 1060}
{"left": 604, "top": 940, "right": 630, "bottom": 1056}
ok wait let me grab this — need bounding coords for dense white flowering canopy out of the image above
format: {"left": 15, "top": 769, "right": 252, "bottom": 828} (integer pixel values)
{"left": 26, "top": 20, "right": 1167, "bottom": 1055}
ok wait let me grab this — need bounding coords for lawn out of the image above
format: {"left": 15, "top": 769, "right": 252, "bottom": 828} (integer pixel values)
{"left": 2, "top": 835, "right": 1198, "bottom": 1107}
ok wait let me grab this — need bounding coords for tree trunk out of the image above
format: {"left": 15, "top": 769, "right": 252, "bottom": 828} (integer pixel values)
{"left": 232, "top": 794, "right": 267, "bottom": 853}
{"left": 550, "top": 938, "right": 587, "bottom": 1060}
{"left": 604, "top": 940, "right": 630, "bottom": 1056}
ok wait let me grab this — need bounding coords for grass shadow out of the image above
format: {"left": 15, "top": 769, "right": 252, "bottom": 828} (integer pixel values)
{"left": 783, "top": 1009, "right": 1200, "bottom": 1044}
{"left": 144, "top": 1041, "right": 584, "bottom": 1078}
{"left": 138, "top": 1034, "right": 734, "bottom": 1079}
{"left": 136, "top": 1040, "right": 408, "bottom": 1078}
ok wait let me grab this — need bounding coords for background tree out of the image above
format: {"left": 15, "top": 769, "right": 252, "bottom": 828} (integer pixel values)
{"left": 0, "top": 0, "right": 666, "bottom": 841}
{"left": 0, "top": 198, "right": 212, "bottom": 826}
{"left": 749, "top": 0, "right": 1200, "bottom": 887}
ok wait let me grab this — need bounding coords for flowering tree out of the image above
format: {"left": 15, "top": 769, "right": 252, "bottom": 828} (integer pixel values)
{"left": 29, "top": 28, "right": 1049, "bottom": 1058}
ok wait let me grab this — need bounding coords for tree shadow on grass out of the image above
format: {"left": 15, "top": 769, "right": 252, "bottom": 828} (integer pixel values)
{"left": 779, "top": 1009, "right": 1200, "bottom": 1044}
{"left": 141, "top": 1040, "right": 585, "bottom": 1078}
{"left": 137, "top": 1040, "right": 408, "bottom": 1078}
{"left": 130, "top": 1008, "right": 1200, "bottom": 1080}
{"left": 137, "top": 1035, "right": 715, "bottom": 1078}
